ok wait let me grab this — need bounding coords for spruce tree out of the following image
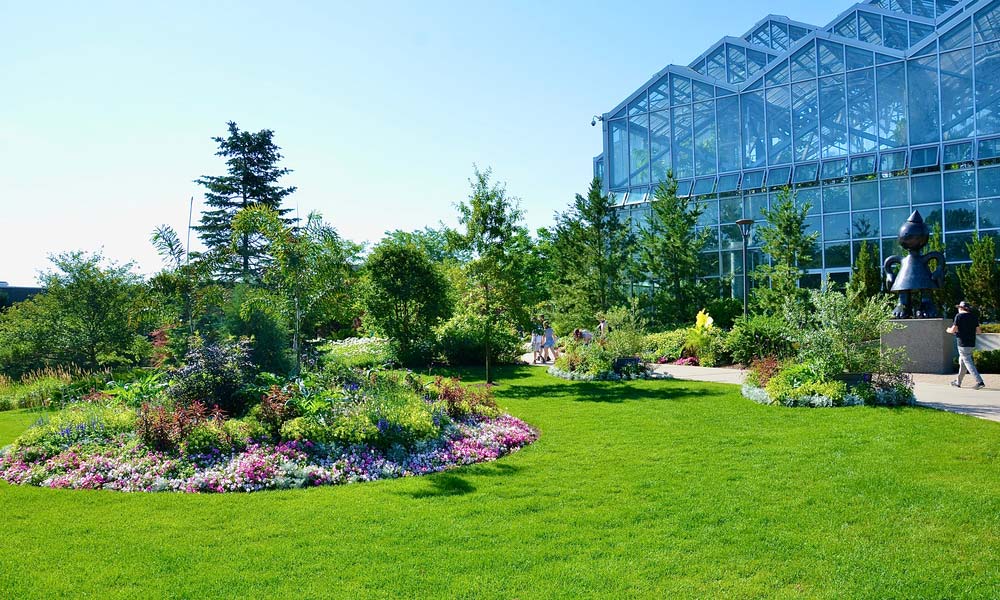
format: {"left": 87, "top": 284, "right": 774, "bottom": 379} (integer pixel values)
{"left": 194, "top": 121, "right": 296, "bottom": 282}
{"left": 550, "top": 178, "right": 635, "bottom": 328}
{"left": 847, "top": 240, "right": 882, "bottom": 304}
{"left": 752, "top": 188, "right": 818, "bottom": 315}
{"left": 636, "top": 175, "right": 708, "bottom": 326}
{"left": 957, "top": 234, "right": 1000, "bottom": 320}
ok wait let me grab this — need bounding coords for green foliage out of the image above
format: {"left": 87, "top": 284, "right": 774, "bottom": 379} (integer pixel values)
{"left": 548, "top": 178, "right": 634, "bottom": 329}
{"left": 957, "top": 234, "right": 1000, "bottom": 321}
{"left": 360, "top": 240, "right": 452, "bottom": 364}
{"left": 223, "top": 417, "right": 267, "bottom": 449}
{"left": 428, "top": 377, "right": 498, "bottom": 419}
{"left": 926, "top": 223, "right": 963, "bottom": 318}
{"left": 764, "top": 364, "right": 848, "bottom": 407}
{"left": 180, "top": 422, "right": 232, "bottom": 456}
{"left": 435, "top": 312, "right": 521, "bottom": 367}
{"left": 0, "top": 251, "right": 152, "bottom": 377}
{"left": 643, "top": 329, "right": 689, "bottom": 363}
{"left": 321, "top": 338, "right": 397, "bottom": 369}
{"left": 725, "top": 314, "right": 797, "bottom": 366}
{"left": 636, "top": 176, "right": 709, "bottom": 326}
{"left": 752, "top": 188, "right": 818, "bottom": 316}
{"left": 973, "top": 349, "right": 1000, "bottom": 373}
{"left": 103, "top": 371, "right": 167, "bottom": 408}
{"left": 602, "top": 300, "right": 648, "bottom": 360}
{"left": 225, "top": 285, "right": 293, "bottom": 374}
{"left": 166, "top": 337, "right": 253, "bottom": 415}
{"left": 847, "top": 240, "right": 882, "bottom": 305}
{"left": 193, "top": 121, "right": 296, "bottom": 282}
{"left": 13, "top": 404, "right": 137, "bottom": 460}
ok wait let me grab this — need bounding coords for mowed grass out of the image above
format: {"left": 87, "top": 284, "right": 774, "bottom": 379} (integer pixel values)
{"left": 1, "top": 367, "right": 999, "bottom": 598}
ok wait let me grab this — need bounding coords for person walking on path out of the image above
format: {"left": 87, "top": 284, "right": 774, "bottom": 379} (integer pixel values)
{"left": 948, "top": 301, "right": 986, "bottom": 390}
{"left": 543, "top": 322, "right": 557, "bottom": 363}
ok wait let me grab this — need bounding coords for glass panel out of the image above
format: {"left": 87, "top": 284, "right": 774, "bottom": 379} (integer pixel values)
{"left": 771, "top": 21, "right": 790, "bottom": 51}
{"left": 883, "top": 237, "right": 906, "bottom": 262}
{"left": 797, "top": 188, "right": 821, "bottom": 215}
{"left": 727, "top": 45, "right": 747, "bottom": 84}
{"left": 819, "top": 75, "right": 848, "bottom": 157}
{"left": 980, "top": 138, "right": 1000, "bottom": 163}
{"left": 944, "top": 141, "right": 974, "bottom": 165}
{"left": 825, "top": 242, "right": 851, "bottom": 268}
{"left": 850, "top": 155, "right": 877, "bottom": 176}
{"left": 824, "top": 213, "right": 852, "bottom": 241}
{"left": 742, "top": 91, "right": 766, "bottom": 169}
{"left": 766, "top": 166, "right": 791, "bottom": 187}
{"left": 980, "top": 198, "right": 1000, "bottom": 228}
{"left": 941, "top": 18, "right": 972, "bottom": 51}
{"left": 913, "top": 0, "right": 936, "bottom": 18}
{"left": 853, "top": 210, "right": 880, "bottom": 239}
{"left": 699, "top": 251, "right": 721, "bottom": 276}
{"left": 650, "top": 111, "right": 672, "bottom": 184}
{"left": 766, "top": 86, "right": 792, "bottom": 164}
{"left": 914, "top": 41, "right": 938, "bottom": 57}
{"left": 790, "top": 42, "right": 817, "bottom": 82}
{"left": 859, "top": 12, "right": 883, "bottom": 46}
{"left": 835, "top": 15, "right": 858, "bottom": 39}
{"left": 676, "top": 180, "right": 693, "bottom": 197}
{"left": 822, "top": 158, "right": 849, "bottom": 180}
{"left": 823, "top": 184, "right": 850, "bottom": 212}
{"left": 694, "top": 177, "right": 717, "bottom": 196}
{"left": 975, "top": 0, "right": 1000, "bottom": 43}
{"left": 693, "top": 101, "right": 717, "bottom": 176}
{"left": 716, "top": 96, "right": 741, "bottom": 173}
{"left": 750, "top": 24, "right": 770, "bottom": 48}
{"left": 789, "top": 25, "right": 810, "bottom": 43}
{"left": 694, "top": 81, "right": 715, "bottom": 102}
{"left": 629, "top": 115, "right": 650, "bottom": 186}
{"left": 717, "top": 173, "right": 740, "bottom": 193}
{"left": 649, "top": 75, "right": 671, "bottom": 110}
{"left": 846, "top": 46, "right": 873, "bottom": 71}
{"left": 671, "top": 76, "right": 692, "bottom": 105}
{"left": 626, "top": 187, "right": 649, "bottom": 205}
{"left": 672, "top": 106, "right": 694, "bottom": 179}
{"left": 817, "top": 40, "right": 845, "bottom": 76}
{"left": 876, "top": 62, "right": 907, "bottom": 148}
{"left": 879, "top": 150, "right": 908, "bottom": 173}
{"left": 847, "top": 68, "right": 877, "bottom": 154}
{"left": 946, "top": 231, "right": 975, "bottom": 261}
{"left": 744, "top": 193, "right": 769, "bottom": 221}
{"left": 976, "top": 43, "right": 1000, "bottom": 135}
{"left": 910, "top": 22, "right": 935, "bottom": 46}
{"left": 876, "top": 53, "right": 899, "bottom": 65}
{"left": 908, "top": 55, "right": 940, "bottom": 145}
{"left": 883, "top": 17, "right": 909, "bottom": 50}
{"left": 629, "top": 92, "right": 648, "bottom": 116}
{"left": 793, "top": 162, "right": 819, "bottom": 183}
{"left": 609, "top": 119, "right": 628, "bottom": 189}
{"left": 911, "top": 173, "right": 942, "bottom": 203}
{"left": 747, "top": 50, "right": 769, "bottom": 76}
{"left": 945, "top": 200, "right": 977, "bottom": 230}
{"left": 707, "top": 46, "right": 727, "bottom": 81}
{"left": 883, "top": 207, "right": 911, "bottom": 233}
{"left": 792, "top": 80, "right": 820, "bottom": 162}
{"left": 881, "top": 177, "right": 909, "bottom": 206}
{"left": 913, "top": 203, "right": 943, "bottom": 228}
{"left": 720, "top": 197, "right": 742, "bottom": 222}
{"left": 940, "top": 48, "right": 975, "bottom": 140}
{"left": 765, "top": 59, "right": 790, "bottom": 86}
{"left": 943, "top": 170, "right": 976, "bottom": 201}
{"left": 979, "top": 165, "right": 1000, "bottom": 196}
{"left": 852, "top": 180, "right": 879, "bottom": 210}
{"left": 911, "top": 146, "right": 939, "bottom": 168}
{"left": 742, "top": 170, "right": 765, "bottom": 190}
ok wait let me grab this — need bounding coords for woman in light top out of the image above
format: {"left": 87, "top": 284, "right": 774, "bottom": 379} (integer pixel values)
{"left": 543, "top": 322, "right": 557, "bottom": 362}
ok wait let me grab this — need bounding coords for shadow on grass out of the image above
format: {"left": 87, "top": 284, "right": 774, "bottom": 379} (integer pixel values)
{"left": 498, "top": 380, "right": 733, "bottom": 404}
{"left": 420, "top": 365, "right": 535, "bottom": 384}
{"left": 404, "top": 461, "right": 525, "bottom": 499}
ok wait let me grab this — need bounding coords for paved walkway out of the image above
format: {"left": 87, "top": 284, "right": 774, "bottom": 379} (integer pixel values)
{"left": 524, "top": 352, "right": 1000, "bottom": 423}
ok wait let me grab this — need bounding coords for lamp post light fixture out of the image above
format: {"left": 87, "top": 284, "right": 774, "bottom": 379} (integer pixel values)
{"left": 736, "top": 218, "right": 755, "bottom": 319}
{"left": 591, "top": 115, "right": 604, "bottom": 127}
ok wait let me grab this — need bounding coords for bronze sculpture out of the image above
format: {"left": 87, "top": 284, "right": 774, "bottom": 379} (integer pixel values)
{"left": 883, "top": 210, "right": 946, "bottom": 319}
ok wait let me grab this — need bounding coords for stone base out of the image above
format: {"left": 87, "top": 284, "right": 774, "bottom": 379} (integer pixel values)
{"left": 882, "top": 319, "right": 958, "bottom": 375}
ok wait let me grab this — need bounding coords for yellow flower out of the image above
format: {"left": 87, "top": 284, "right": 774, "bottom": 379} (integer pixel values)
{"left": 695, "top": 309, "right": 714, "bottom": 331}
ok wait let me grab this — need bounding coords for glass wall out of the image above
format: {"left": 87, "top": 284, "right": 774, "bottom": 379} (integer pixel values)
{"left": 603, "top": 0, "right": 1000, "bottom": 285}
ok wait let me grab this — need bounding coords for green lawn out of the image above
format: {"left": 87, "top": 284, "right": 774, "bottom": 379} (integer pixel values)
{"left": 1, "top": 367, "right": 999, "bottom": 598}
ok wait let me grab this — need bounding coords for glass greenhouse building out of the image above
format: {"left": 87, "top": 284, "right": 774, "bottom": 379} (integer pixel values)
{"left": 595, "top": 0, "right": 1000, "bottom": 291}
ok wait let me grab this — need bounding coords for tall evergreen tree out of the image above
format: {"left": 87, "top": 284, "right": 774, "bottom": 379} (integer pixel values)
{"left": 957, "top": 234, "right": 1000, "bottom": 320}
{"left": 752, "top": 188, "right": 818, "bottom": 315}
{"left": 847, "top": 240, "right": 882, "bottom": 305}
{"left": 194, "top": 121, "right": 296, "bottom": 282}
{"left": 550, "top": 178, "right": 635, "bottom": 329}
{"left": 636, "top": 176, "right": 708, "bottom": 326}
{"left": 926, "top": 222, "right": 962, "bottom": 317}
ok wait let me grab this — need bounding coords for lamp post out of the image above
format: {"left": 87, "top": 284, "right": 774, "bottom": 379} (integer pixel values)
{"left": 736, "top": 218, "right": 754, "bottom": 319}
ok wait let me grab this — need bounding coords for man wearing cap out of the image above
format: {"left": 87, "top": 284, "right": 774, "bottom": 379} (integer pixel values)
{"left": 947, "top": 301, "right": 985, "bottom": 390}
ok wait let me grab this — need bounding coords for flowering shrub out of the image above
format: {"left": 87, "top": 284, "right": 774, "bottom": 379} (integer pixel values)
{"left": 746, "top": 357, "right": 782, "bottom": 387}
{"left": 167, "top": 337, "right": 252, "bottom": 415}
{"left": 0, "top": 416, "right": 537, "bottom": 493}
{"left": 12, "top": 405, "right": 137, "bottom": 461}
{"left": 642, "top": 329, "right": 689, "bottom": 364}
{"left": 547, "top": 365, "right": 653, "bottom": 382}
{"left": 136, "top": 401, "right": 223, "bottom": 453}
{"left": 429, "top": 377, "right": 498, "bottom": 419}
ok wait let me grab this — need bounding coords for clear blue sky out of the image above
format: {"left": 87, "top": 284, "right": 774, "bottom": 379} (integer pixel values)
{"left": 2, "top": 0, "right": 843, "bottom": 286}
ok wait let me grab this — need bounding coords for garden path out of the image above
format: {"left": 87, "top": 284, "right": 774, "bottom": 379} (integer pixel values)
{"left": 521, "top": 353, "right": 1000, "bottom": 424}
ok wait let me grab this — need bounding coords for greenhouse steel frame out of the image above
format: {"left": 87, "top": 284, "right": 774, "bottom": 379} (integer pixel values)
{"left": 596, "top": 0, "right": 1000, "bottom": 292}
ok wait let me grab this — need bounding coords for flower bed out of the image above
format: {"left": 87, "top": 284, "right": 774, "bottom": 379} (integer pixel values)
{"left": 547, "top": 365, "right": 653, "bottom": 382}
{"left": 0, "top": 415, "right": 536, "bottom": 493}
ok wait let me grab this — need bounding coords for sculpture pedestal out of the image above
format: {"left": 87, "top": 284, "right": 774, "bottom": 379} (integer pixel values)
{"left": 881, "top": 319, "right": 958, "bottom": 374}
